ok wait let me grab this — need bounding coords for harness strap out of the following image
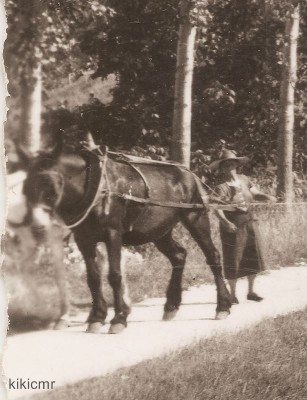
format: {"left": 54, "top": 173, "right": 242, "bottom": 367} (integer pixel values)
{"left": 64, "top": 161, "right": 104, "bottom": 228}
{"left": 102, "top": 190, "right": 252, "bottom": 210}
{"left": 59, "top": 150, "right": 250, "bottom": 228}
{"left": 101, "top": 190, "right": 226, "bottom": 210}
{"left": 101, "top": 151, "right": 111, "bottom": 215}
{"left": 103, "top": 190, "right": 205, "bottom": 209}
{"left": 109, "top": 151, "right": 219, "bottom": 207}
{"left": 124, "top": 162, "right": 151, "bottom": 198}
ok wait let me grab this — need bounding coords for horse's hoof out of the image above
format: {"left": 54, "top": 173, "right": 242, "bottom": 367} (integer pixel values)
{"left": 162, "top": 309, "right": 178, "bottom": 321}
{"left": 86, "top": 322, "right": 104, "bottom": 334}
{"left": 108, "top": 323, "right": 126, "bottom": 334}
{"left": 53, "top": 319, "right": 70, "bottom": 330}
{"left": 215, "top": 310, "right": 230, "bottom": 320}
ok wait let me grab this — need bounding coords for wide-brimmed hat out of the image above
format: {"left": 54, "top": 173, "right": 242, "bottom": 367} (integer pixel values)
{"left": 209, "top": 149, "right": 249, "bottom": 171}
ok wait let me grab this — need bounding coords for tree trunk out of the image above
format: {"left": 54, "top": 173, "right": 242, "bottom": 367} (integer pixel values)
{"left": 171, "top": 0, "right": 196, "bottom": 167}
{"left": 277, "top": 4, "right": 300, "bottom": 203}
{"left": 16, "top": 0, "right": 43, "bottom": 155}
{"left": 19, "top": 61, "right": 42, "bottom": 155}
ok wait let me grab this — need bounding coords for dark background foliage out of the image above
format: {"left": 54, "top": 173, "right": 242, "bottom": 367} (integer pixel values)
{"left": 5, "top": 0, "right": 307, "bottom": 177}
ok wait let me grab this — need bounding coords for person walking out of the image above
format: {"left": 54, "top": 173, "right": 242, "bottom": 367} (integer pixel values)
{"left": 210, "top": 150, "right": 276, "bottom": 304}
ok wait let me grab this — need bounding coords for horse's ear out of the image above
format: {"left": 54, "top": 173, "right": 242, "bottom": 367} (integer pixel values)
{"left": 82, "top": 132, "right": 108, "bottom": 154}
{"left": 84, "top": 132, "right": 98, "bottom": 150}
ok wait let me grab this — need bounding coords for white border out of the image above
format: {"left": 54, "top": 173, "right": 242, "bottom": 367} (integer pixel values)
{"left": 0, "top": 0, "right": 8, "bottom": 399}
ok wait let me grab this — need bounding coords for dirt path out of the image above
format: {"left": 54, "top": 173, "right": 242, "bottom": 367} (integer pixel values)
{"left": 3, "top": 266, "right": 307, "bottom": 400}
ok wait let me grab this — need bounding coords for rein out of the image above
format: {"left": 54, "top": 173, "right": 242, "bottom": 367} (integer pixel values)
{"left": 101, "top": 190, "right": 206, "bottom": 209}
{"left": 59, "top": 152, "right": 212, "bottom": 229}
{"left": 10, "top": 153, "right": 306, "bottom": 231}
{"left": 59, "top": 152, "right": 233, "bottom": 228}
{"left": 101, "top": 190, "right": 252, "bottom": 211}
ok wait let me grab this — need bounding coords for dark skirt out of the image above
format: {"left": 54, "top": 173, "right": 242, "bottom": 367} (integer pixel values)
{"left": 220, "top": 211, "right": 267, "bottom": 280}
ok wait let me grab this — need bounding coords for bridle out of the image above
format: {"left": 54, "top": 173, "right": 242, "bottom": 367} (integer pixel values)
{"left": 34, "top": 170, "right": 66, "bottom": 211}
{"left": 56, "top": 150, "right": 106, "bottom": 229}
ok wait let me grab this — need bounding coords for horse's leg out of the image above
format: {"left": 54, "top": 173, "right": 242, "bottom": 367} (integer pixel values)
{"left": 47, "top": 224, "right": 70, "bottom": 330}
{"left": 154, "top": 232, "right": 187, "bottom": 321}
{"left": 17, "top": 223, "right": 70, "bottom": 329}
{"left": 182, "top": 211, "right": 232, "bottom": 319}
{"left": 105, "top": 228, "right": 131, "bottom": 334}
{"left": 74, "top": 237, "right": 108, "bottom": 333}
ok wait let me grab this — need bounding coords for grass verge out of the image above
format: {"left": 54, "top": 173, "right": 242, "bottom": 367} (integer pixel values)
{"left": 28, "top": 307, "right": 307, "bottom": 400}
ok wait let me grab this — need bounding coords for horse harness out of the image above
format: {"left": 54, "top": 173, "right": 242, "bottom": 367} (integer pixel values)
{"left": 64, "top": 149, "right": 215, "bottom": 229}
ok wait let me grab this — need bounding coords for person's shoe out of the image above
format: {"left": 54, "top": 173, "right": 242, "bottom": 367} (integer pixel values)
{"left": 230, "top": 296, "right": 239, "bottom": 305}
{"left": 247, "top": 293, "right": 263, "bottom": 302}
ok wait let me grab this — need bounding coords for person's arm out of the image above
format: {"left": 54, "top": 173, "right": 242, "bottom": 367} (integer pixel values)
{"left": 215, "top": 209, "right": 237, "bottom": 233}
{"left": 212, "top": 184, "right": 237, "bottom": 233}
{"left": 250, "top": 186, "right": 277, "bottom": 202}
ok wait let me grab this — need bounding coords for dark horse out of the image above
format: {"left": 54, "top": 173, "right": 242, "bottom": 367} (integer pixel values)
{"left": 22, "top": 144, "right": 231, "bottom": 333}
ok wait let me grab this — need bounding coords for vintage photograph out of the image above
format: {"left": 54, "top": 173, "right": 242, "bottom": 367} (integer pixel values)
{"left": 2, "top": 1, "right": 307, "bottom": 399}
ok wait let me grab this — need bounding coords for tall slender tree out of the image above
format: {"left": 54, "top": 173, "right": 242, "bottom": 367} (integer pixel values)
{"left": 19, "top": 52, "right": 42, "bottom": 154}
{"left": 171, "top": 0, "right": 197, "bottom": 166}
{"left": 277, "top": 1, "right": 300, "bottom": 202}
{"left": 5, "top": 0, "right": 106, "bottom": 153}
{"left": 5, "top": 0, "right": 43, "bottom": 154}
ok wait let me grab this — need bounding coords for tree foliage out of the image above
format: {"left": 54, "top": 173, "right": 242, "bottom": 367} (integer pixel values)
{"left": 73, "top": 0, "right": 307, "bottom": 172}
{"left": 5, "top": 0, "right": 307, "bottom": 175}
{"left": 4, "top": 0, "right": 108, "bottom": 94}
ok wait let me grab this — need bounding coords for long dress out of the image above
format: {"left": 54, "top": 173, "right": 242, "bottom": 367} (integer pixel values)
{"left": 215, "top": 175, "right": 267, "bottom": 280}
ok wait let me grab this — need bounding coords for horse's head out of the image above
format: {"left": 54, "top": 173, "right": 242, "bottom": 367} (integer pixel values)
{"left": 15, "top": 129, "right": 66, "bottom": 233}
{"left": 22, "top": 153, "right": 65, "bottom": 239}
{"left": 17, "top": 130, "right": 101, "bottom": 238}
{"left": 23, "top": 150, "right": 92, "bottom": 233}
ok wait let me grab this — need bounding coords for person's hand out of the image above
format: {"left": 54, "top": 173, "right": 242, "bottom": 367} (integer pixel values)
{"left": 223, "top": 220, "right": 237, "bottom": 233}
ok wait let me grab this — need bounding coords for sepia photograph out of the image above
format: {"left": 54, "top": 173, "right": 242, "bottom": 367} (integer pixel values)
{"left": 1, "top": 1, "right": 307, "bottom": 399}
